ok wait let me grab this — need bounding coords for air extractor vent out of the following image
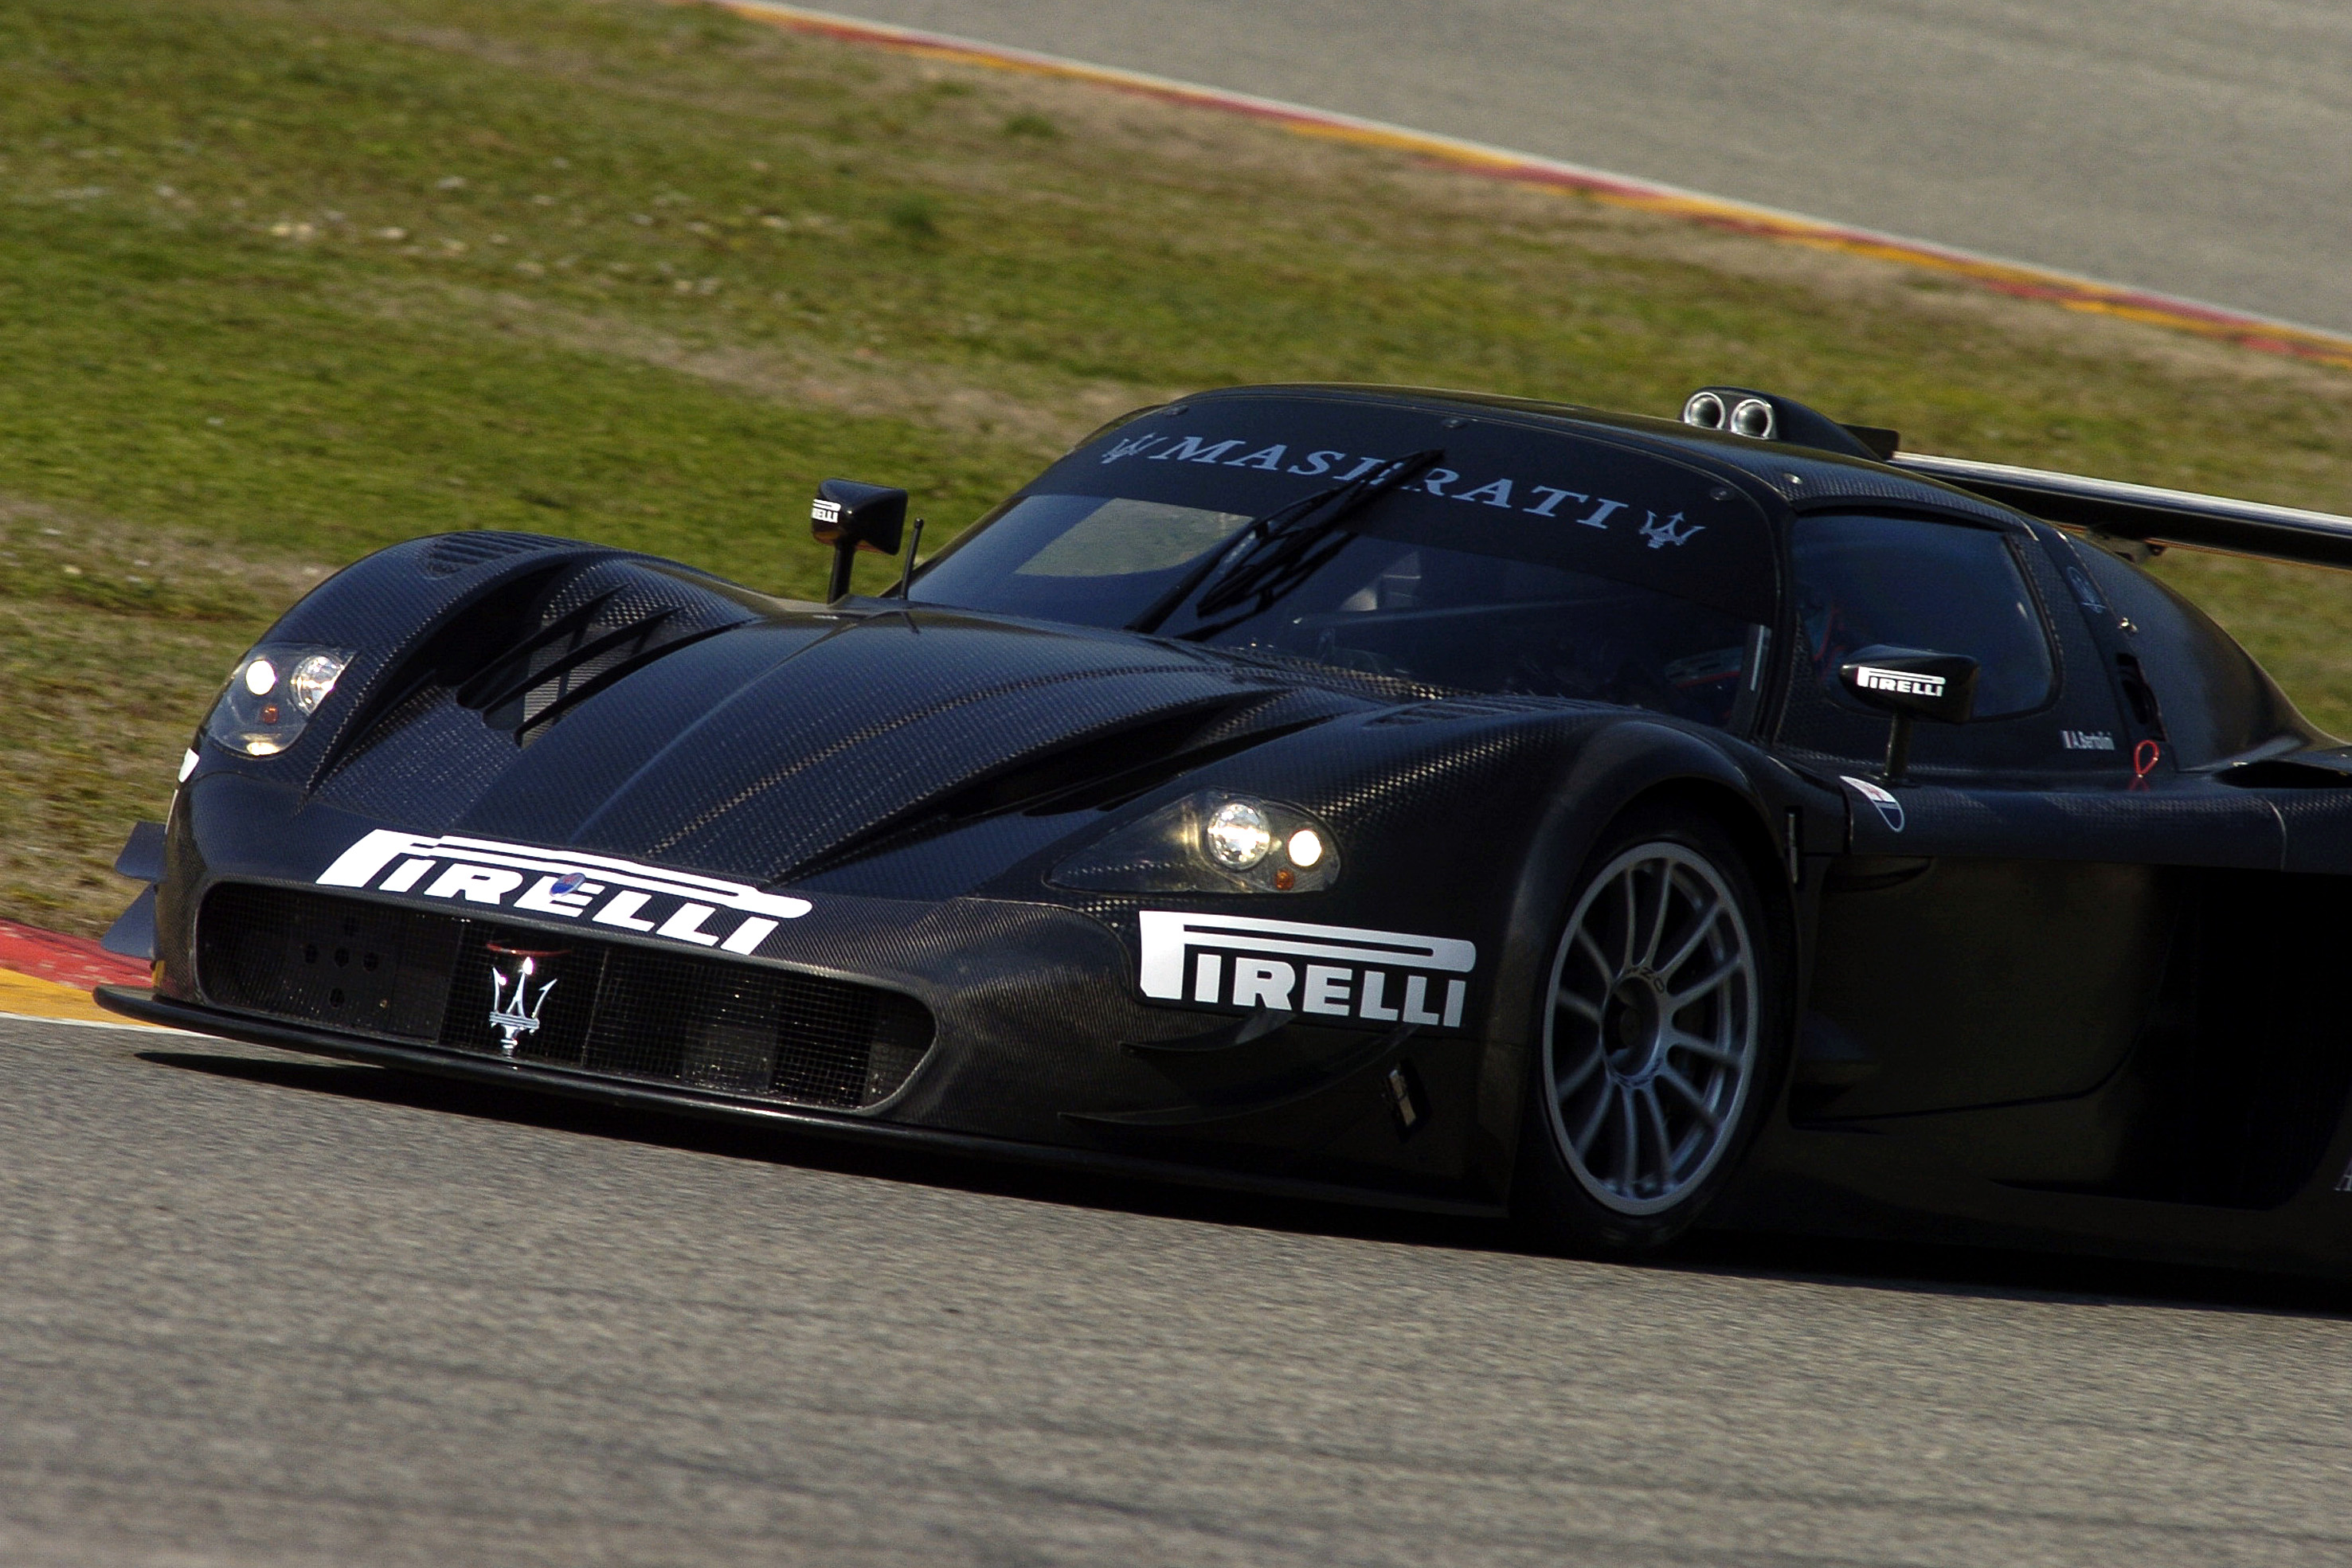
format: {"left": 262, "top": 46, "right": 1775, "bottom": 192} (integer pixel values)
{"left": 422, "top": 531, "right": 575, "bottom": 578}
{"left": 452, "top": 562, "right": 758, "bottom": 742}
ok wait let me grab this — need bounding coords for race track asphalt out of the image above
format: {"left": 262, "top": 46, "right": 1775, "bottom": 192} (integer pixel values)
{"left": 6, "top": 1012, "right": 2351, "bottom": 1566}
{"left": 820, "top": 0, "right": 2352, "bottom": 336}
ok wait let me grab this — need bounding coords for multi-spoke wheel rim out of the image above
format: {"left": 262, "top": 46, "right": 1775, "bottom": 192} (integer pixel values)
{"left": 1542, "top": 841, "right": 1759, "bottom": 1216}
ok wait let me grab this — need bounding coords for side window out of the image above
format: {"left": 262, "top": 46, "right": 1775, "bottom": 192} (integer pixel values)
{"left": 1779, "top": 512, "right": 2059, "bottom": 765}
{"left": 1792, "top": 513, "right": 2055, "bottom": 714}
{"left": 2068, "top": 541, "right": 2323, "bottom": 765}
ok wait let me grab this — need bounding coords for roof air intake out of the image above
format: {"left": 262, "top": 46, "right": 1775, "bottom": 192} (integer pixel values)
{"left": 1679, "top": 386, "right": 1899, "bottom": 462}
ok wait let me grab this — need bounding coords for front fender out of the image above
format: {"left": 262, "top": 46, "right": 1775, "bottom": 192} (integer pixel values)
{"left": 1477, "top": 719, "right": 1819, "bottom": 1199}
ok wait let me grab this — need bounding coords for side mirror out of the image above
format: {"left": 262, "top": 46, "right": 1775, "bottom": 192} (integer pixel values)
{"left": 1837, "top": 644, "right": 1978, "bottom": 784}
{"left": 812, "top": 479, "right": 908, "bottom": 602}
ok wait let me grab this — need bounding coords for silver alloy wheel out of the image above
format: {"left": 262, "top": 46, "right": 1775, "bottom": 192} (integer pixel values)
{"left": 1541, "top": 840, "right": 1759, "bottom": 1216}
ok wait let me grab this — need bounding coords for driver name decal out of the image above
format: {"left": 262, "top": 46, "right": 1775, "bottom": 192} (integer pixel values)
{"left": 1098, "top": 431, "right": 1650, "bottom": 537}
{"left": 1138, "top": 910, "right": 1475, "bottom": 1028}
{"left": 316, "top": 829, "right": 811, "bottom": 956}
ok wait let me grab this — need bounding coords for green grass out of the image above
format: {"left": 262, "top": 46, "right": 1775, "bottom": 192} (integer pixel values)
{"left": 6, "top": 0, "right": 2352, "bottom": 933}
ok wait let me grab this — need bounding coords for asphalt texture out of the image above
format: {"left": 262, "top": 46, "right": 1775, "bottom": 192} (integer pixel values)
{"left": 6, "top": 1013, "right": 2352, "bottom": 1566}
{"left": 828, "top": 0, "right": 2352, "bottom": 335}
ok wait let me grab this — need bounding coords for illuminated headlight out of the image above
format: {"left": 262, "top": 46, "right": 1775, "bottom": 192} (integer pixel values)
{"left": 1051, "top": 791, "right": 1340, "bottom": 894}
{"left": 203, "top": 644, "right": 353, "bottom": 758}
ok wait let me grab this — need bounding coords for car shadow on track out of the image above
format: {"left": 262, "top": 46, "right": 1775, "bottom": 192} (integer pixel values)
{"left": 139, "top": 1044, "right": 2352, "bottom": 1320}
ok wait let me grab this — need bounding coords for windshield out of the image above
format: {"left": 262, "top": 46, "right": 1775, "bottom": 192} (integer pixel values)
{"left": 912, "top": 491, "right": 1763, "bottom": 725}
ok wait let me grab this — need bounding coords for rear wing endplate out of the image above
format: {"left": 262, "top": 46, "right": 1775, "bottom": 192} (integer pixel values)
{"left": 1892, "top": 452, "right": 2352, "bottom": 572}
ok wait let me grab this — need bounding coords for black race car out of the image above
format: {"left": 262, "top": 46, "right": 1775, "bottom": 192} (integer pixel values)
{"left": 96, "top": 381, "right": 2352, "bottom": 1272}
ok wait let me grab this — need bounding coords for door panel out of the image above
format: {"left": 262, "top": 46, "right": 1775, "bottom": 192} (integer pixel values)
{"left": 1805, "top": 856, "right": 2172, "bottom": 1117}
{"left": 1780, "top": 510, "right": 2284, "bottom": 1127}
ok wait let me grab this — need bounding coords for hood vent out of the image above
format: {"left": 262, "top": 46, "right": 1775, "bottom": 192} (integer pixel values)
{"left": 907, "top": 700, "right": 1274, "bottom": 821}
{"left": 449, "top": 563, "right": 761, "bottom": 744}
{"left": 421, "top": 530, "right": 577, "bottom": 578}
{"left": 454, "top": 589, "right": 683, "bottom": 741}
{"left": 785, "top": 695, "right": 1321, "bottom": 879}
{"left": 315, "top": 559, "right": 766, "bottom": 815}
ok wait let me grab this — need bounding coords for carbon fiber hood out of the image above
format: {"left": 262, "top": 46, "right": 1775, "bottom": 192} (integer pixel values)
{"left": 316, "top": 605, "right": 1387, "bottom": 883}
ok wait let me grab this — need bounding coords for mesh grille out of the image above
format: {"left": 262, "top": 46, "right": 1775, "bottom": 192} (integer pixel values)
{"left": 197, "top": 884, "right": 933, "bottom": 1110}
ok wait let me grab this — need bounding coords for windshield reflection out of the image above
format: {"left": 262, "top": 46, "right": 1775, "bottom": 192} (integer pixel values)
{"left": 912, "top": 492, "right": 1759, "bottom": 726}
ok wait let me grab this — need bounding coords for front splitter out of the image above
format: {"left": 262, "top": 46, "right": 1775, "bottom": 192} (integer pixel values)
{"left": 96, "top": 986, "right": 1505, "bottom": 1219}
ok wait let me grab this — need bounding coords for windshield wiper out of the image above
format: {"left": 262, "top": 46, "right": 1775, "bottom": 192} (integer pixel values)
{"left": 1123, "top": 448, "right": 1444, "bottom": 638}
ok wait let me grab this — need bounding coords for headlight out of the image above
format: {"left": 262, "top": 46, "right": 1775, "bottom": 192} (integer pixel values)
{"left": 1051, "top": 791, "right": 1340, "bottom": 894}
{"left": 204, "top": 644, "right": 352, "bottom": 757}
{"left": 1203, "top": 800, "right": 1274, "bottom": 869}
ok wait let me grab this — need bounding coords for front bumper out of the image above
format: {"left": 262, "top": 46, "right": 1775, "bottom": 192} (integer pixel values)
{"left": 97, "top": 984, "right": 1505, "bottom": 1217}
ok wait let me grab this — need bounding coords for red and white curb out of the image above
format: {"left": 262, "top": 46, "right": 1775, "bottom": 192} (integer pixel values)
{"left": 0, "top": 918, "right": 167, "bottom": 1029}
{"left": 712, "top": 0, "right": 2352, "bottom": 374}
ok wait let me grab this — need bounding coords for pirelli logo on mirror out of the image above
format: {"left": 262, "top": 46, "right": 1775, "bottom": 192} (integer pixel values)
{"left": 1852, "top": 665, "right": 1946, "bottom": 698}
{"left": 1137, "top": 911, "right": 1475, "bottom": 1029}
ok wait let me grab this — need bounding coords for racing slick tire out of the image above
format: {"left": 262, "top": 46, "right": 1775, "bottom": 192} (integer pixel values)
{"left": 1516, "top": 805, "right": 1787, "bottom": 1254}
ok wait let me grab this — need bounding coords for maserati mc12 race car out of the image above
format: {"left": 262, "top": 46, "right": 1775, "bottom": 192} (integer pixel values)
{"left": 95, "top": 381, "right": 2352, "bottom": 1269}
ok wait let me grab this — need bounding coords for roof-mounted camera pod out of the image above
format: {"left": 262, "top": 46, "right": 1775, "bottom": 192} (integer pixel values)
{"left": 1679, "top": 386, "right": 1900, "bottom": 463}
{"left": 1681, "top": 389, "right": 1778, "bottom": 441}
{"left": 810, "top": 479, "right": 910, "bottom": 603}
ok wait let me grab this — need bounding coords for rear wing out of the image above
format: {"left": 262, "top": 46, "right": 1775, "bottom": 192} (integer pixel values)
{"left": 1892, "top": 452, "right": 2352, "bottom": 572}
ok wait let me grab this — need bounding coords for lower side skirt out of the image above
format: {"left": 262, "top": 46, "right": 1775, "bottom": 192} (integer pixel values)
{"left": 94, "top": 986, "right": 1507, "bottom": 1219}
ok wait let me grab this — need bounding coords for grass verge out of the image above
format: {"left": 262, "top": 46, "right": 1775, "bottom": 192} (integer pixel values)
{"left": 6, "top": 0, "right": 2352, "bottom": 932}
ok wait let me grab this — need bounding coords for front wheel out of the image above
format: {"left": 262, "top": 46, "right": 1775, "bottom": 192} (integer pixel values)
{"left": 1517, "top": 809, "right": 1783, "bottom": 1253}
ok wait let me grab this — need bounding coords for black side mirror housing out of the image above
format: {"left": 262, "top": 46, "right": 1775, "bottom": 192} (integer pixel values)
{"left": 812, "top": 479, "right": 909, "bottom": 601}
{"left": 1837, "top": 643, "right": 1979, "bottom": 784}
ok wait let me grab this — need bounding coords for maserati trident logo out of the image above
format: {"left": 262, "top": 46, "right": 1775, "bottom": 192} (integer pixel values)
{"left": 1638, "top": 510, "right": 1704, "bottom": 549}
{"left": 486, "top": 944, "right": 563, "bottom": 1057}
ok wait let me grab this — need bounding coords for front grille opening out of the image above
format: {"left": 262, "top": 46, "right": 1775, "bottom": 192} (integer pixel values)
{"left": 198, "top": 885, "right": 933, "bottom": 1110}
